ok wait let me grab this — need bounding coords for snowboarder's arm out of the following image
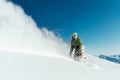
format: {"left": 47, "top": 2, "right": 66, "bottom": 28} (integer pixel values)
{"left": 78, "top": 38, "right": 83, "bottom": 52}
{"left": 70, "top": 47, "right": 73, "bottom": 56}
{"left": 70, "top": 40, "right": 74, "bottom": 56}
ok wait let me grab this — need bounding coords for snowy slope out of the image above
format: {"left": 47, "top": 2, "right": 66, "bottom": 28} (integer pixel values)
{"left": 0, "top": 51, "right": 120, "bottom": 80}
{"left": 99, "top": 54, "right": 120, "bottom": 64}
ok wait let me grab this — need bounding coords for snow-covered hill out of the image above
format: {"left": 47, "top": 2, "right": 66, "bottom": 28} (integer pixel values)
{"left": 0, "top": 51, "right": 120, "bottom": 80}
{"left": 98, "top": 54, "right": 120, "bottom": 64}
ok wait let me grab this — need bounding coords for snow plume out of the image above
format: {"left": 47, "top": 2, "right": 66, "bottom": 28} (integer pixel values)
{"left": 0, "top": 0, "right": 69, "bottom": 57}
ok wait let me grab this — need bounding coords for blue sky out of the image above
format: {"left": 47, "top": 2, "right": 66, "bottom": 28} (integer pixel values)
{"left": 10, "top": 0, "right": 120, "bottom": 54}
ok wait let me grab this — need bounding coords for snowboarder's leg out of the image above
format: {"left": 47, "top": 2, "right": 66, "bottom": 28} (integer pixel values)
{"left": 73, "top": 50, "right": 80, "bottom": 61}
{"left": 80, "top": 46, "right": 86, "bottom": 59}
{"left": 74, "top": 50, "right": 79, "bottom": 57}
{"left": 79, "top": 50, "right": 83, "bottom": 58}
{"left": 80, "top": 51, "right": 86, "bottom": 59}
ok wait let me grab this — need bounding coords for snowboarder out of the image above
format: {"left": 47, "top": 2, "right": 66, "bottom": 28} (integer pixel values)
{"left": 70, "top": 32, "right": 86, "bottom": 59}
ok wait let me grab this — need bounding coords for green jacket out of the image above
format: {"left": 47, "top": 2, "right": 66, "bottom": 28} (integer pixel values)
{"left": 70, "top": 37, "right": 83, "bottom": 55}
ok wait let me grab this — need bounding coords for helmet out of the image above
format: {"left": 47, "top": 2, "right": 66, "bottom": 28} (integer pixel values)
{"left": 72, "top": 32, "right": 78, "bottom": 36}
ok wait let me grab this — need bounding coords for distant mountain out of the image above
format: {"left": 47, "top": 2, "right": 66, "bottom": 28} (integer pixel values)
{"left": 98, "top": 55, "right": 120, "bottom": 64}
